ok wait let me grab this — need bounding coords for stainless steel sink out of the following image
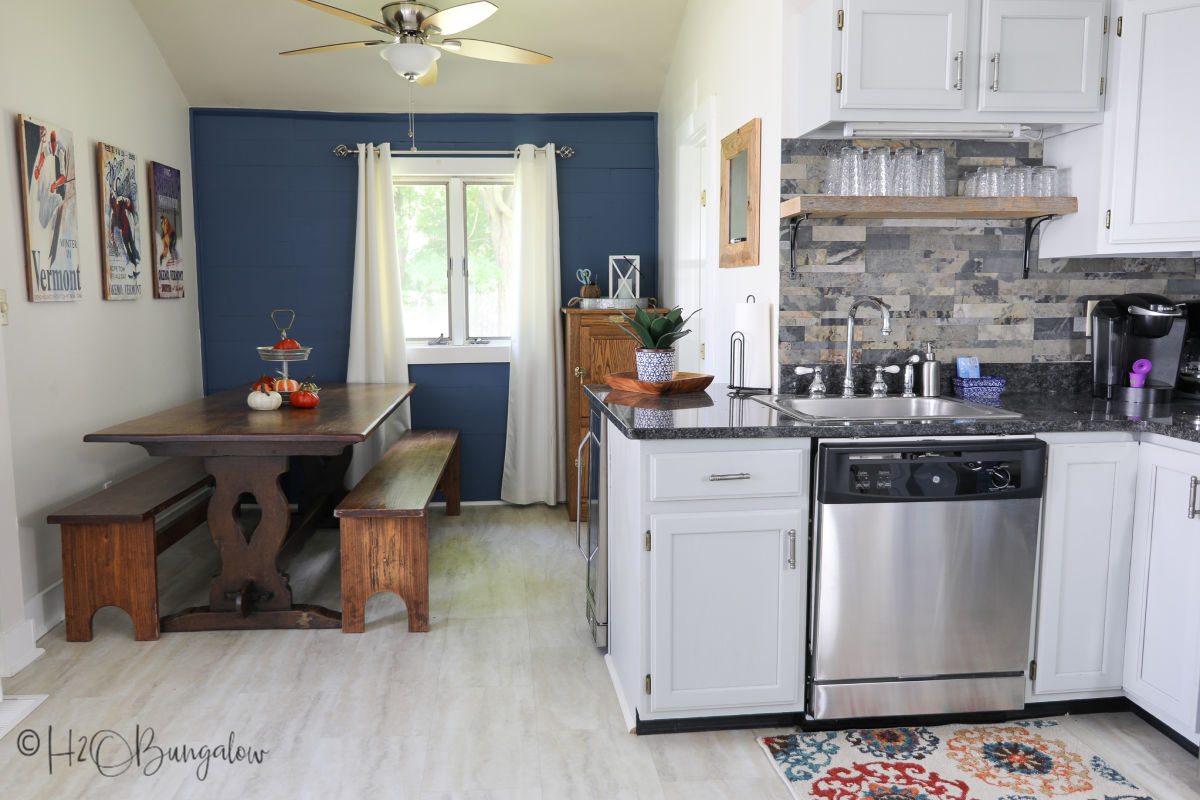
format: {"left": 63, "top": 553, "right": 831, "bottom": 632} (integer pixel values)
{"left": 752, "top": 394, "right": 1024, "bottom": 423}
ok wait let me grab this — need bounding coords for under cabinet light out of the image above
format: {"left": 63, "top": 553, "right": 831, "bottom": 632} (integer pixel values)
{"left": 841, "top": 122, "right": 1042, "bottom": 140}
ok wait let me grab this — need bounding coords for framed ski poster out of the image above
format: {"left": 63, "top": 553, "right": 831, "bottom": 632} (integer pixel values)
{"left": 98, "top": 141, "right": 143, "bottom": 300}
{"left": 149, "top": 161, "right": 184, "bottom": 298}
{"left": 16, "top": 114, "right": 83, "bottom": 301}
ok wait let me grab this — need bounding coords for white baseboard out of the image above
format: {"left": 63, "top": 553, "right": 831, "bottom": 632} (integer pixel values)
{"left": 0, "top": 694, "right": 47, "bottom": 740}
{"left": 24, "top": 580, "right": 63, "bottom": 646}
{"left": 0, "top": 618, "right": 43, "bottom": 678}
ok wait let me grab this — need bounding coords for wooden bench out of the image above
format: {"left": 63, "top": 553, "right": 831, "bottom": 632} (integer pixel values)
{"left": 47, "top": 458, "right": 213, "bottom": 642}
{"left": 334, "top": 429, "right": 461, "bottom": 633}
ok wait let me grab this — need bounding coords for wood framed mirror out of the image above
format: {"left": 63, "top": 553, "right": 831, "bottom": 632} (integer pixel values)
{"left": 719, "top": 118, "right": 761, "bottom": 268}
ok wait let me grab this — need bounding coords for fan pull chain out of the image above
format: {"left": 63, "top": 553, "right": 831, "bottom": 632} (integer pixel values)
{"left": 407, "top": 82, "right": 417, "bottom": 152}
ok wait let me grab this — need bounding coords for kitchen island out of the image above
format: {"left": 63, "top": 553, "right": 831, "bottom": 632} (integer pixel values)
{"left": 588, "top": 383, "right": 1200, "bottom": 751}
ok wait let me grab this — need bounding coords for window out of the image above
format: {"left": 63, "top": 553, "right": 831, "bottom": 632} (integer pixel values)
{"left": 392, "top": 158, "right": 515, "bottom": 353}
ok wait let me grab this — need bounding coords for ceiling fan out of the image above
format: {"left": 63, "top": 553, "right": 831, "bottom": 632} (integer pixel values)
{"left": 280, "top": 0, "right": 552, "bottom": 86}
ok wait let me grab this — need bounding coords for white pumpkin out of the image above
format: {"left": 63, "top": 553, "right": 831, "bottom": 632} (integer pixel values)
{"left": 247, "top": 388, "right": 282, "bottom": 411}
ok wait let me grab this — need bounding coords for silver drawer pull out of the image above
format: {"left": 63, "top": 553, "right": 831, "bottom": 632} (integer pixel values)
{"left": 1189, "top": 476, "right": 1200, "bottom": 519}
{"left": 708, "top": 472, "right": 752, "bottom": 481}
{"left": 787, "top": 529, "right": 797, "bottom": 569}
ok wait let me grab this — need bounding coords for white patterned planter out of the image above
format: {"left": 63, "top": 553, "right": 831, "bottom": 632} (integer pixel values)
{"left": 635, "top": 348, "right": 676, "bottom": 383}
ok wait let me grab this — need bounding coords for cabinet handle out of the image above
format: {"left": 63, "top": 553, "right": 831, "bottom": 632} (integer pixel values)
{"left": 574, "top": 366, "right": 586, "bottom": 385}
{"left": 708, "top": 472, "right": 751, "bottom": 481}
{"left": 953, "top": 50, "right": 964, "bottom": 90}
{"left": 1189, "top": 476, "right": 1200, "bottom": 520}
{"left": 990, "top": 52, "right": 1001, "bottom": 92}
{"left": 787, "top": 529, "right": 797, "bottom": 569}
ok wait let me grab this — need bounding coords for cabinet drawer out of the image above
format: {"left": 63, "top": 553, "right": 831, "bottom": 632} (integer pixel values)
{"left": 649, "top": 449, "right": 806, "bottom": 501}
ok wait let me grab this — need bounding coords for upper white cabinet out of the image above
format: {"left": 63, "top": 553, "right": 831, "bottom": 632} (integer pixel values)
{"left": 1031, "top": 437, "right": 1137, "bottom": 700}
{"left": 1041, "top": 0, "right": 1200, "bottom": 257}
{"left": 1124, "top": 441, "right": 1200, "bottom": 744}
{"left": 978, "top": 0, "right": 1108, "bottom": 113}
{"left": 791, "top": 0, "right": 1110, "bottom": 137}
{"left": 840, "top": 0, "right": 969, "bottom": 110}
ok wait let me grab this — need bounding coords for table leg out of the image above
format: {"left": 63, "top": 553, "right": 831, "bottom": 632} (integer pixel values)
{"left": 161, "top": 455, "right": 341, "bottom": 631}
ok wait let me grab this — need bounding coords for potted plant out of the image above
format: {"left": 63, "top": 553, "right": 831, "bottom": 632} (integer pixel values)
{"left": 614, "top": 306, "right": 699, "bottom": 382}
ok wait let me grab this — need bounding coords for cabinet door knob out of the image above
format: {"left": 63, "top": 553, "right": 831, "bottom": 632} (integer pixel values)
{"left": 1189, "top": 476, "right": 1199, "bottom": 520}
{"left": 575, "top": 366, "right": 586, "bottom": 384}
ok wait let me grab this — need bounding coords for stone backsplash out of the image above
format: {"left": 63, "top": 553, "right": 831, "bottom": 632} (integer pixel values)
{"left": 777, "top": 138, "right": 1200, "bottom": 394}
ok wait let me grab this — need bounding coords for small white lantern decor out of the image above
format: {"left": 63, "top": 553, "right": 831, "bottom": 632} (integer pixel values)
{"left": 614, "top": 306, "right": 699, "bottom": 383}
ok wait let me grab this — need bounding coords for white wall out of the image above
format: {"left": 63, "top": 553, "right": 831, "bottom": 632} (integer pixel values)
{"left": 0, "top": 0, "right": 202, "bottom": 672}
{"left": 658, "top": 0, "right": 784, "bottom": 387}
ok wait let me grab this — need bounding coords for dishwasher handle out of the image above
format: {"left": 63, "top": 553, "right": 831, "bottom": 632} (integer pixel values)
{"left": 576, "top": 431, "right": 600, "bottom": 560}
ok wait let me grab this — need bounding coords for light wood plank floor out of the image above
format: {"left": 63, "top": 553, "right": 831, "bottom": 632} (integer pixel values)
{"left": 3, "top": 505, "right": 1197, "bottom": 798}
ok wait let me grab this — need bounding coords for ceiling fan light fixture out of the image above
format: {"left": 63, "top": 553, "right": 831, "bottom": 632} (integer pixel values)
{"left": 380, "top": 42, "right": 440, "bottom": 80}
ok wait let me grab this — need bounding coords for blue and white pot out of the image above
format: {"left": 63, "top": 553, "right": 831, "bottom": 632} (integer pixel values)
{"left": 635, "top": 348, "right": 677, "bottom": 383}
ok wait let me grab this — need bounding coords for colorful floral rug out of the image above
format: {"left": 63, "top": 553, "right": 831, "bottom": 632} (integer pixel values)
{"left": 759, "top": 718, "right": 1153, "bottom": 800}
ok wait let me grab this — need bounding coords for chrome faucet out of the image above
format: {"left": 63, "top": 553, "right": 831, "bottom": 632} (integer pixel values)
{"left": 842, "top": 296, "right": 892, "bottom": 397}
{"left": 902, "top": 353, "right": 922, "bottom": 398}
{"left": 794, "top": 365, "right": 827, "bottom": 398}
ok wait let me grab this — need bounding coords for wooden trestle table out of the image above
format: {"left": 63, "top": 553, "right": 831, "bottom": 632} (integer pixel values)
{"left": 84, "top": 381, "right": 416, "bottom": 632}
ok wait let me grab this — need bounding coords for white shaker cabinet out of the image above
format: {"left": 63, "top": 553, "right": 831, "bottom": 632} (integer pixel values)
{"left": 978, "top": 0, "right": 1108, "bottom": 113}
{"left": 1124, "top": 442, "right": 1200, "bottom": 744}
{"left": 790, "top": 0, "right": 1109, "bottom": 137}
{"left": 1041, "top": 0, "right": 1200, "bottom": 257}
{"left": 1031, "top": 437, "right": 1137, "bottom": 699}
{"left": 839, "top": 0, "right": 969, "bottom": 110}
{"left": 605, "top": 428, "right": 809, "bottom": 729}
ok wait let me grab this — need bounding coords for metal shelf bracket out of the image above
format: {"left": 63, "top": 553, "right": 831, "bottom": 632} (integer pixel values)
{"left": 789, "top": 213, "right": 810, "bottom": 279}
{"left": 1023, "top": 214, "right": 1057, "bottom": 279}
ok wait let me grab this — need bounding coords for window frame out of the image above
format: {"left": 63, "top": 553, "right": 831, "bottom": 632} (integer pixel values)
{"left": 392, "top": 156, "right": 515, "bottom": 363}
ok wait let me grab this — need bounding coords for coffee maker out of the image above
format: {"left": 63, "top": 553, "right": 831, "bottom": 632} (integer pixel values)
{"left": 1176, "top": 302, "right": 1200, "bottom": 398}
{"left": 1091, "top": 293, "right": 1187, "bottom": 404}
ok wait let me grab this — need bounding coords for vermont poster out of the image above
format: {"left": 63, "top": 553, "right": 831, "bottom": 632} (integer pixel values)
{"left": 17, "top": 115, "right": 83, "bottom": 301}
{"left": 98, "top": 142, "right": 142, "bottom": 300}
{"left": 149, "top": 161, "right": 184, "bottom": 298}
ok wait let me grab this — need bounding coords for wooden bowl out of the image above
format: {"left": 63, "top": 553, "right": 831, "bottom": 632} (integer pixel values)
{"left": 603, "top": 371, "right": 714, "bottom": 395}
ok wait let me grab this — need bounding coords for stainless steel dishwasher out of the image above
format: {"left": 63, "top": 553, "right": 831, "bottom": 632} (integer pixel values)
{"left": 809, "top": 438, "right": 1046, "bottom": 720}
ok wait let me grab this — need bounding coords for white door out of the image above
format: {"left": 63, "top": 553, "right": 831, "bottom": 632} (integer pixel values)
{"left": 1125, "top": 443, "right": 1200, "bottom": 738}
{"left": 1108, "top": 1, "right": 1200, "bottom": 244}
{"left": 648, "top": 509, "right": 804, "bottom": 713}
{"left": 1033, "top": 441, "right": 1136, "bottom": 696}
{"left": 978, "top": 0, "right": 1107, "bottom": 113}
{"left": 841, "top": 0, "right": 970, "bottom": 109}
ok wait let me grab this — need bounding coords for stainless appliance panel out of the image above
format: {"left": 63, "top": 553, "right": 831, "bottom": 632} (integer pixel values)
{"left": 811, "top": 496, "right": 1040, "bottom": 682}
{"left": 810, "top": 676, "right": 1026, "bottom": 720}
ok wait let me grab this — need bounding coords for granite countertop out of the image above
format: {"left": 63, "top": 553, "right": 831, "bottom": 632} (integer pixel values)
{"left": 585, "top": 384, "right": 1200, "bottom": 443}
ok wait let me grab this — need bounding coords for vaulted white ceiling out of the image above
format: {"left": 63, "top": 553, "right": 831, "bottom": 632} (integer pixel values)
{"left": 130, "top": 0, "right": 689, "bottom": 113}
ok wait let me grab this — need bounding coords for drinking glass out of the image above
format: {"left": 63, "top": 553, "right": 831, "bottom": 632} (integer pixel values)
{"left": 865, "top": 146, "right": 891, "bottom": 196}
{"left": 839, "top": 145, "right": 864, "bottom": 196}
{"left": 982, "top": 166, "right": 1004, "bottom": 197}
{"left": 1033, "top": 166, "right": 1059, "bottom": 197}
{"left": 963, "top": 169, "right": 978, "bottom": 197}
{"left": 822, "top": 156, "right": 842, "bottom": 194}
{"left": 893, "top": 147, "right": 918, "bottom": 197}
{"left": 918, "top": 147, "right": 945, "bottom": 196}
{"left": 1006, "top": 165, "right": 1032, "bottom": 197}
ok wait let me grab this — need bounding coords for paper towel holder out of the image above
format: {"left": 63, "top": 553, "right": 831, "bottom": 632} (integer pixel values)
{"left": 728, "top": 296, "right": 772, "bottom": 397}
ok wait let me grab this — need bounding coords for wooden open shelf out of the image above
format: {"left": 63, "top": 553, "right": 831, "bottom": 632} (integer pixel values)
{"left": 780, "top": 195, "right": 1078, "bottom": 220}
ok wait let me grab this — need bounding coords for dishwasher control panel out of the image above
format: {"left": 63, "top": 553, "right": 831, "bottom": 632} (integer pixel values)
{"left": 819, "top": 440, "right": 1046, "bottom": 504}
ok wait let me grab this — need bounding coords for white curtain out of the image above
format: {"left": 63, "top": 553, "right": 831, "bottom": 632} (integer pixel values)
{"left": 501, "top": 144, "right": 565, "bottom": 505}
{"left": 345, "top": 142, "right": 410, "bottom": 488}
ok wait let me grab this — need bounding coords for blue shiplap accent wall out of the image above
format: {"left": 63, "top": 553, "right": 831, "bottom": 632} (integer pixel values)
{"left": 190, "top": 108, "right": 657, "bottom": 501}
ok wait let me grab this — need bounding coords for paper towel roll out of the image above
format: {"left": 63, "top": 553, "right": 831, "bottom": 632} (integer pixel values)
{"left": 733, "top": 301, "right": 772, "bottom": 389}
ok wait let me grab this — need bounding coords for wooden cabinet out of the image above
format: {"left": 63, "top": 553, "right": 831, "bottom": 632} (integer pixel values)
{"left": 1042, "top": 0, "right": 1200, "bottom": 257}
{"left": 1031, "top": 436, "right": 1137, "bottom": 699}
{"left": 791, "top": 0, "right": 1109, "bottom": 137}
{"left": 564, "top": 308, "right": 660, "bottom": 522}
{"left": 1124, "top": 441, "right": 1200, "bottom": 744}
{"left": 606, "top": 433, "right": 809, "bottom": 729}
{"left": 978, "top": 0, "right": 1107, "bottom": 113}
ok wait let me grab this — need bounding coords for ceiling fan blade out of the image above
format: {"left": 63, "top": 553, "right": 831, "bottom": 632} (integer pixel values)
{"left": 291, "top": 0, "right": 397, "bottom": 35}
{"left": 280, "top": 40, "right": 388, "bottom": 56}
{"left": 416, "top": 60, "right": 439, "bottom": 86}
{"left": 434, "top": 37, "right": 552, "bottom": 65}
{"left": 420, "top": 1, "right": 497, "bottom": 35}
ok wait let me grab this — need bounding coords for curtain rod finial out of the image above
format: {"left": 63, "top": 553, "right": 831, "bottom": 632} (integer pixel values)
{"left": 333, "top": 144, "right": 353, "bottom": 158}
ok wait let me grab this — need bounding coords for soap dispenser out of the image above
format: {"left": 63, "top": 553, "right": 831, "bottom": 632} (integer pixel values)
{"left": 921, "top": 342, "right": 941, "bottom": 397}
